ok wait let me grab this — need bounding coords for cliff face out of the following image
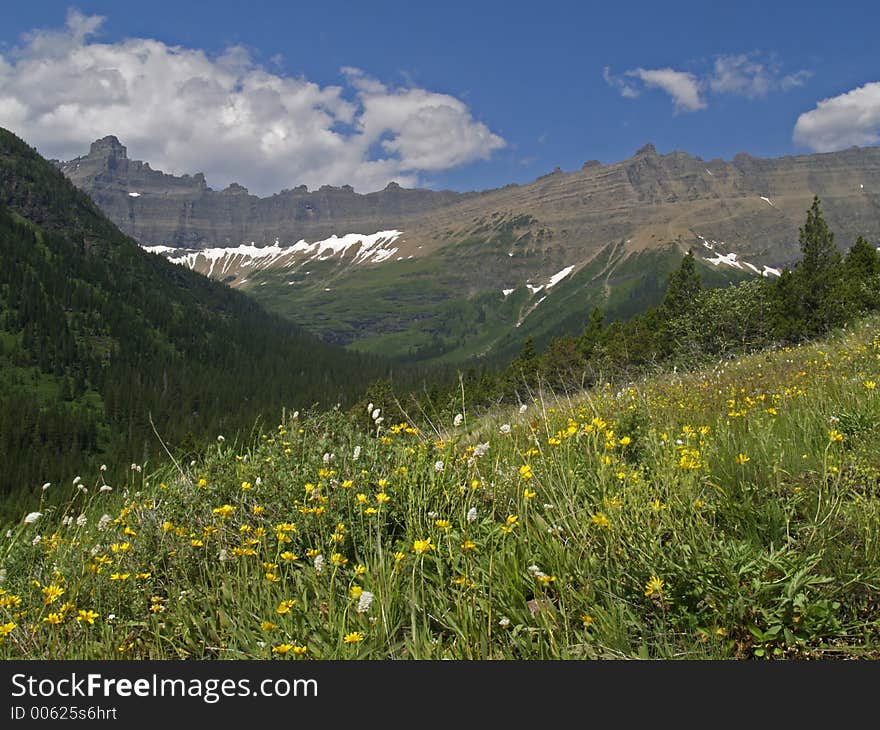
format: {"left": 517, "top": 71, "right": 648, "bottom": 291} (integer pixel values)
{"left": 57, "top": 138, "right": 880, "bottom": 267}
{"left": 57, "top": 138, "right": 469, "bottom": 247}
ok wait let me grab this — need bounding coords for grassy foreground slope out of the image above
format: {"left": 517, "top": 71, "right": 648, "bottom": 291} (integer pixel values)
{"left": 3, "top": 315, "right": 880, "bottom": 659}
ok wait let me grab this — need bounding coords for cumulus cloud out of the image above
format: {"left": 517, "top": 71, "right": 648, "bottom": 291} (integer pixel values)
{"left": 793, "top": 81, "right": 880, "bottom": 152}
{"left": 605, "top": 53, "right": 810, "bottom": 113}
{"left": 0, "top": 9, "right": 505, "bottom": 194}
{"left": 626, "top": 68, "right": 705, "bottom": 112}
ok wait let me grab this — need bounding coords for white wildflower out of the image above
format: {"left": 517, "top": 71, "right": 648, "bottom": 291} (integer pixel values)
{"left": 367, "top": 402, "right": 374, "bottom": 412}
{"left": 217, "top": 435, "right": 225, "bottom": 442}
{"left": 356, "top": 590, "right": 374, "bottom": 614}
{"left": 314, "top": 554, "right": 324, "bottom": 574}
{"left": 527, "top": 564, "right": 541, "bottom": 576}
{"left": 76, "top": 514, "right": 87, "bottom": 527}
{"left": 77, "top": 484, "right": 88, "bottom": 493}
{"left": 24, "top": 511, "right": 42, "bottom": 524}
{"left": 41, "top": 482, "right": 51, "bottom": 492}
{"left": 453, "top": 413, "right": 464, "bottom": 427}
{"left": 371, "top": 408, "right": 381, "bottom": 421}
{"left": 97, "top": 514, "right": 112, "bottom": 532}
{"left": 62, "top": 516, "right": 73, "bottom": 528}
{"left": 375, "top": 416, "right": 384, "bottom": 425}
{"left": 73, "top": 475, "right": 81, "bottom": 486}
{"left": 427, "top": 511, "right": 438, "bottom": 519}
{"left": 255, "top": 476, "right": 262, "bottom": 487}
{"left": 499, "top": 617, "right": 511, "bottom": 627}
{"left": 100, "top": 464, "right": 107, "bottom": 472}
{"left": 519, "top": 404, "right": 528, "bottom": 414}
{"left": 434, "top": 460, "right": 445, "bottom": 473}
{"left": 218, "top": 549, "right": 229, "bottom": 562}
{"left": 353, "top": 445, "right": 361, "bottom": 461}
{"left": 466, "top": 507, "right": 478, "bottom": 523}
{"left": 499, "top": 424, "right": 511, "bottom": 435}
{"left": 323, "top": 452, "right": 333, "bottom": 465}
{"left": 473, "top": 442, "right": 489, "bottom": 459}
{"left": 543, "top": 503, "right": 555, "bottom": 510}
{"left": 32, "top": 535, "right": 41, "bottom": 546}
{"left": 0, "top": 569, "right": 6, "bottom": 583}
{"left": 292, "top": 410, "right": 299, "bottom": 420}
{"left": 100, "top": 485, "right": 112, "bottom": 493}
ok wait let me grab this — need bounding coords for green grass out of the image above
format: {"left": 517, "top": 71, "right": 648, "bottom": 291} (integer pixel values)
{"left": 3, "top": 316, "right": 880, "bottom": 659}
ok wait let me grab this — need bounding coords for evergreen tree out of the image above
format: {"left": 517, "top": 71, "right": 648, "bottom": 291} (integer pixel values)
{"left": 661, "top": 250, "right": 703, "bottom": 314}
{"left": 795, "top": 196, "right": 843, "bottom": 335}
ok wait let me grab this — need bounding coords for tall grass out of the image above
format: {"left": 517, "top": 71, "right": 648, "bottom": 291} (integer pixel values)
{"left": 3, "top": 318, "right": 880, "bottom": 659}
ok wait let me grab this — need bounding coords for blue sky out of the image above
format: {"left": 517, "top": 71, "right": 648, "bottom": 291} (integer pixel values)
{"left": 1, "top": 1, "right": 878, "bottom": 195}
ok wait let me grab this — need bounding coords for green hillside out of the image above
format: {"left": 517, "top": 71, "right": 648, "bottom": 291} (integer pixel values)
{"left": 0, "top": 128, "right": 421, "bottom": 513}
{"left": 3, "top": 312, "right": 880, "bottom": 659}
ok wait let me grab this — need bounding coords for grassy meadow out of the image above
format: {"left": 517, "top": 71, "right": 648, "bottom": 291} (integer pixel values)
{"left": 3, "top": 314, "right": 880, "bottom": 660}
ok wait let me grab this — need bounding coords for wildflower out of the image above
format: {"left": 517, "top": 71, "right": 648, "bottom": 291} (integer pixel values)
{"left": 499, "top": 617, "right": 511, "bottom": 627}
{"left": 353, "top": 445, "right": 361, "bottom": 461}
{"left": 241, "top": 481, "right": 253, "bottom": 491}
{"left": 523, "top": 488, "right": 537, "bottom": 500}
{"left": 581, "top": 613, "right": 595, "bottom": 627}
{"left": 649, "top": 499, "right": 667, "bottom": 512}
{"left": 473, "top": 442, "right": 489, "bottom": 459}
{"left": 735, "top": 453, "right": 751, "bottom": 465}
{"left": 292, "top": 645, "right": 308, "bottom": 655}
{"left": 0, "top": 621, "right": 16, "bottom": 638}
{"left": 376, "top": 492, "right": 391, "bottom": 504}
{"left": 212, "top": 504, "right": 235, "bottom": 518}
{"left": 644, "top": 575, "right": 665, "bottom": 599}
{"left": 330, "top": 553, "right": 348, "bottom": 567}
{"left": 190, "top": 539, "right": 204, "bottom": 547}
{"left": 198, "top": 477, "right": 208, "bottom": 488}
{"left": 44, "top": 612, "right": 64, "bottom": 625}
{"left": 24, "top": 512, "right": 42, "bottom": 525}
{"left": 619, "top": 436, "right": 632, "bottom": 446}
{"left": 461, "top": 539, "right": 476, "bottom": 551}
{"left": 413, "top": 538, "right": 435, "bottom": 554}
{"left": 588, "top": 510, "right": 611, "bottom": 529}
{"left": 829, "top": 429, "right": 845, "bottom": 442}
{"left": 76, "top": 610, "right": 99, "bottom": 625}
{"left": 519, "top": 464, "right": 534, "bottom": 480}
{"left": 110, "top": 573, "right": 131, "bottom": 581}
{"left": 42, "top": 585, "right": 64, "bottom": 604}
{"left": 519, "top": 404, "right": 528, "bottom": 414}
{"left": 454, "top": 413, "right": 464, "bottom": 427}
{"left": 466, "top": 507, "right": 478, "bottom": 523}
{"left": 393, "top": 551, "right": 406, "bottom": 562}
{"left": 276, "top": 600, "right": 297, "bottom": 615}
{"left": 100, "top": 485, "right": 113, "bottom": 493}
{"left": 499, "top": 423, "right": 511, "bottom": 435}
{"left": 434, "top": 519, "right": 451, "bottom": 531}
{"left": 260, "top": 621, "right": 278, "bottom": 631}
{"left": 41, "top": 483, "right": 51, "bottom": 492}
{"left": 357, "top": 591, "right": 374, "bottom": 614}
{"left": 371, "top": 408, "right": 381, "bottom": 421}
{"left": 280, "top": 551, "right": 298, "bottom": 561}
{"left": 343, "top": 631, "right": 365, "bottom": 644}
{"left": 434, "top": 460, "right": 445, "bottom": 473}
{"left": 865, "top": 380, "right": 877, "bottom": 390}
{"left": 313, "top": 554, "right": 324, "bottom": 573}
{"left": 272, "top": 644, "right": 293, "bottom": 654}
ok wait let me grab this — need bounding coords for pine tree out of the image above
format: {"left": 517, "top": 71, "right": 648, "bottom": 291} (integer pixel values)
{"left": 795, "top": 197, "right": 843, "bottom": 335}
{"left": 661, "top": 250, "right": 703, "bottom": 314}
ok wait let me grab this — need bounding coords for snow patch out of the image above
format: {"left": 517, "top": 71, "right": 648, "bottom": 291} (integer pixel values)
{"left": 127, "top": 192, "right": 141, "bottom": 197}
{"left": 502, "top": 288, "right": 515, "bottom": 297}
{"left": 760, "top": 196, "right": 775, "bottom": 207}
{"left": 762, "top": 266, "right": 781, "bottom": 278}
{"left": 705, "top": 252, "right": 743, "bottom": 270}
{"left": 547, "top": 265, "right": 575, "bottom": 288}
{"left": 526, "top": 284, "right": 544, "bottom": 294}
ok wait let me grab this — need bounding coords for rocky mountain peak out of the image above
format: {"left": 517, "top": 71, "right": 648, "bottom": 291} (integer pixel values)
{"left": 634, "top": 143, "right": 657, "bottom": 157}
{"left": 89, "top": 135, "right": 127, "bottom": 160}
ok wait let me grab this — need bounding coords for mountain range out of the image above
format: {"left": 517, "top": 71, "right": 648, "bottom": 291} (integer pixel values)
{"left": 57, "top": 137, "right": 880, "bottom": 363}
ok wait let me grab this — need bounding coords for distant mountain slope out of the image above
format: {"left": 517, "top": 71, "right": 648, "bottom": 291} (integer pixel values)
{"left": 0, "top": 127, "right": 408, "bottom": 506}
{"left": 58, "top": 137, "right": 880, "bottom": 362}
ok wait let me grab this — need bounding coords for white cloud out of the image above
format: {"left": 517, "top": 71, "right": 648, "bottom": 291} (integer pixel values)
{"left": 626, "top": 68, "right": 705, "bottom": 113}
{"left": 793, "top": 81, "right": 880, "bottom": 152}
{"left": 0, "top": 10, "right": 505, "bottom": 194}
{"left": 605, "top": 53, "right": 810, "bottom": 113}
{"left": 709, "top": 54, "right": 811, "bottom": 98}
